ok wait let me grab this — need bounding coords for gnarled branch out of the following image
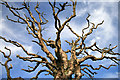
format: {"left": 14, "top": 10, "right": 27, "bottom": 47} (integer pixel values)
{"left": 0, "top": 47, "right": 12, "bottom": 79}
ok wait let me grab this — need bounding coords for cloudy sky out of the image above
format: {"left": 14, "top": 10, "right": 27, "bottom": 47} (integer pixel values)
{"left": 0, "top": 0, "right": 119, "bottom": 79}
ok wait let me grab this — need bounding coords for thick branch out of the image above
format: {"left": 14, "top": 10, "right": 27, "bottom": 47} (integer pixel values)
{"left": 78, "top": 54, "right": 120, "bottom": 64}
{"left": 42, "top": 38, "right": 56, "bottom": 48}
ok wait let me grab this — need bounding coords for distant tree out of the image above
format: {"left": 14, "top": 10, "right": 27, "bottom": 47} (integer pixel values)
{"left": 0, "top": 0, "right": 119, "bottom": 80}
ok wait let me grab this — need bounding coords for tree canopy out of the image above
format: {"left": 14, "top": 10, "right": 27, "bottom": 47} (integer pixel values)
{"left": 0, "top": 0, "right": 119, "bottom": 80}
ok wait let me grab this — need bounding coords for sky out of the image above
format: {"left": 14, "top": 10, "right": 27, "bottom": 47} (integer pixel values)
{"left": 0, "top": 0, "right": 119, "bottom": 79}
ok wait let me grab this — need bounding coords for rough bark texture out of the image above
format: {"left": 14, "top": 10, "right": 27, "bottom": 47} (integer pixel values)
{"left": 0, "top": 0, "right": 119, "bottom": 80}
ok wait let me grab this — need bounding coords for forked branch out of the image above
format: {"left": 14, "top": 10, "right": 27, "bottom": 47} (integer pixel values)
{"left": 0, "top": 47, "right": 12, "bottom": 79}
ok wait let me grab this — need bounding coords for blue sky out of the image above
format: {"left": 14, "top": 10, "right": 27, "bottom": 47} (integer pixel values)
{"left": 0, "top": 0, "right": 119, "bottom": 79}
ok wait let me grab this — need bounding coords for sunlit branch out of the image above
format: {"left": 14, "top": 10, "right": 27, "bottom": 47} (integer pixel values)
{"left": 34, "top": 2, "right": 48, "bottom": 25}
{"left": 83, "top": 20, "right": 104, "bottom": 40}
{"left": 81, "top": 67, "right": 97, "bottom": 75}
{"left": 42, "top": 38, "right": 56, "bottom": 48}
{"left": 66, "top": 23, "right": 80, "bottom": 37}
{"left": 22, "top": 62, "right": 40, "bottom": 72}
{"left": 76, "top": 42, "right": 85, "bottom": 56}
{"left": 41, "top": 12, "right": 49, "bottom": 24}
{"left": 26, "top": 26, "right": 37, "bottom": 38}
{"left": 60, "top": 0, "right": 77, "bottom": 31}
{"left": 1, "top": 1, "right": 25, "bottom": 10}
{"left": 48, "top": 0, "right": 77, "bottom": 71}
{"left": 64, "top": 49, "right": 71, "bottom": 53}
{"left": 3, "top": 1, "right": 56, "bottom": 64}
{"left": 0, "top": 36, "right": 36, "bottom": 56}
{"left": 0, "top": 47, "right": 12, "bottom": 79}
{"left": 82, "top": 13, "right": 90, "bottom": 37}
{"left": 85, "top": 42, "right": 119, "bottom": 56}
{"left": 6, "top": 16, "right": 25, "bottom": 24}
{"left": 65, "top": 40, "right": 72, "bottom": 45}
{"left": 81, "top": 69, "right": 93, "bottom": 78}
{"left": 32, "top": 40, "right": 42, "bottom": 46}
{"left": 1, "top": 2, "right": 28, "bottom": 23}
{"left": 81, "top": 64, "right": 116, "bottom": 70}
{"left": 31, "top": 70, "right": 53, "bottom": 79}
{"left": 23, "top": 2, "right": 38, "bottom": 24}
{"left": 16, "top": 54, "right": 57, "bottom": 70}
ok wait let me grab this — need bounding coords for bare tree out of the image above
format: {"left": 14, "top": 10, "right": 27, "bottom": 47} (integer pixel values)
{"left": 0, "top": 0, "right": 119, "bottom": 80}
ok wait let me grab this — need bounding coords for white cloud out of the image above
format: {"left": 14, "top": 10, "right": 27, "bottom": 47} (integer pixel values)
{"left": 77, "top": 8, "right": 87, "bottom": 17}
{"left": 0, "top": 41, "right": 33, "bottom": 57}
{"left": 59, "top": 2, "right": 118, "bottom": 60}
{"left": 0, "top": 18, "right": 3, "bottom": 79}
{"left": 61, "top": 23, "right": 82, "bottom": 39}
{"left": 76, "top": 2, "right": 118, "bottom": 68}
{"left": 96, "top": 37, "right": 100, "bottom": 40}
{"left": 0, "top": 18, "right": 5, "bottom": 34}
{"left": 0, "top": 18, "right": 33, "bottom": 57}
{"left": 116, "top": 72, "right": 120, "bottom": 76}
{"left": 90, "top": 39, "right": 95, "bottom": 45}
{"left": 76, "top": 2, "right": 118, "bottom": 46}
{"left": 86, "top": 3, "right": 117, "bottom": 44}
{"left": 103, "top": 72, "right": 118, "bottom": 78}
{"left": 90, "top": 8, "right": 116, "bottom": 42}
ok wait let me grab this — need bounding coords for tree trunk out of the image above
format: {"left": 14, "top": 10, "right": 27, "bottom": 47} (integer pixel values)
{"left": 53, "top": 64, "right": 82, "bottom": 80}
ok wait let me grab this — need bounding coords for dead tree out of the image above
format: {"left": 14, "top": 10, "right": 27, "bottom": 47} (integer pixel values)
{"left": 0, "top": 0, "right": 119, "bottom": 80}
